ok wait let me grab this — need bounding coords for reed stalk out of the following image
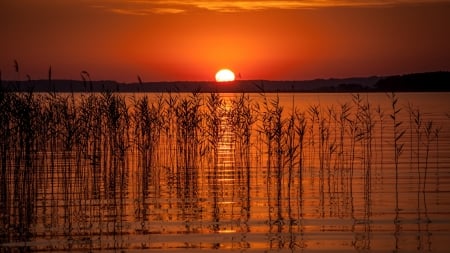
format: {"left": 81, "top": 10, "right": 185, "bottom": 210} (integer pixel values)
{"left": 174, "top": 93, "right": 202, "bottom": 220}
{"left": 376, "top": 105, "right": 384, "bottom": 174}
{"left": 229, "top": 94, "right": 254, "bottom": 221}
{"left": 295, "top": 111, "right": 307, "bottom": 220}
{"left": 285, "top": 112, "right": 297, "bottom": 224}
{"left": 434, "top": 126, "right": 441, "bottom": 193}
{"left": 422, "top": 120, "right": 434, "bottom": 222}
{"left": 410, "top": 106, "right": 423, "bottom": 220}
{"left": 388, "top": 92, "right": 405, "bottom": 224}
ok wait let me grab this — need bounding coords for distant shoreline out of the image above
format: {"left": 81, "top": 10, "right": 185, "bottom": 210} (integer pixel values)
{"left": 2, "top": 71, "right": 449, "bottom": 93}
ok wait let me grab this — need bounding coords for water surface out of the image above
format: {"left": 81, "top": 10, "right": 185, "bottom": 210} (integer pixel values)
{"left": 1, "top": 92, "right": 450, "bottom": 252}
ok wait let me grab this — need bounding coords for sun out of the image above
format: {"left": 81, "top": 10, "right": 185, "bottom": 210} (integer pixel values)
{"left": 215, "top": 69, "right": 235, "bottom": 82}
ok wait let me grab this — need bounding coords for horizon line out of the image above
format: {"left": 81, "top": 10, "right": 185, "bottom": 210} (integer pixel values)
{"left": 2, "top": 70, "right": 448, "bottom": 84}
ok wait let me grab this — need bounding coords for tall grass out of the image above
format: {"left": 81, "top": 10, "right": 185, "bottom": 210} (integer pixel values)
{"left": 295, "top": 110, "right": 307, "bottom": 220}
{"left": 174, "top": 92, "right": 202, "bottom": 222}
{"left": 258, "top": 93, "right": 286, "bottom": 226}
{"left": 388, "top": 93, "right": 405, "bottom": 224}
{"left": 0, "top": 83, "right": 447, "bottom": 250}
{"left": 228, "top": 94, "right": 255, "bottom": 223}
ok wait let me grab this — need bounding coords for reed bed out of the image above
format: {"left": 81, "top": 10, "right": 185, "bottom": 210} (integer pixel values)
{"left": 0, "top": 87, "right": 447, "bottom": 251}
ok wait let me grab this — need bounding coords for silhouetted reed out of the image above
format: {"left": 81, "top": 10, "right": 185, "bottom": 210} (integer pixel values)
{"left": 295, "top": 111, "right": 307, "bottom": 220}
{"left": 434, "top": 126, "right": 441, "bottom": 192}
{"left": 355, "top": 95, "right": 375, "bottom": 220}
{"left": 376, "top": 105, "right": 384, "bottom": 173}
{"left": 228, "top": 94, "right": 254, "bottom": 224}
{"left": 163, "top": 92, "right": 179, "bottom": 170}
{"left": 1, "top": 83, "right": 448, "bottom": 251}
{"left": 422, "top": 120, "right": 435, "bottom": 223}
{"left": 285, "top": 112, "right": 297, "bottom": 224}
{"left": 1, "top": 90, "right": 42, "bottom": 243}
{"left": 132, "top": 95, "right": 164, "bottom": 175}
{"left": 174, "top": 93, "right": 202, "bottom": 221}
{"left": 337, "top": 103, "right": 352, "bottom": 213}
{"left": 204, "top": 93, "right": 224, "bottom": 169}
{"left": 0, "top": 88, "right": 12, "bottom": 243}
{"left": 409, "top": 105, "right": 423, "bottom": 221}
{"left": 204, "top": 93, "right": 224, "bottom": 231}
{"left": 81, "top": 71, "right": 92, "bottom": 92}
{"left": 388, "top": 92, "right": 405, "bottom": 224}
{"left": 258, "top": 94, "right": 283, "bottom": 225}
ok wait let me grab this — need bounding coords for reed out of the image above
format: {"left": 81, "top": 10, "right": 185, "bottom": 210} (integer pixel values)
{"left": 257, "top": 92, "right": 286, "bottom": 226}
{"left": 434, "top": 126, "right": 441, "bottom": 192}
{"left": 80, "top": 94, "right": 103, "bottom": 200}
{"left": 308, "top": 105, "right": 326, "bottom": 216}
{"left": 295, "top": 111, "right": 307, "bottom": 219}
{"left": 337, "top": 103, "right": 351, "bottom": 212}
{"left": 204, "top": 93, "right": 224, "bottom": 171}
{"left": 80, "top": 71, "right": 92, "bottom": 92}
{"left": 228, "top": 94, "right": 255, "bottom": 221}
{"left": 1, "top": 79, "right": 449, "bottom": 250}
{"left": 307, "top": 105, "right": 319, "bottom": 184}
{"left": 285, "top": 111, "right": 298, "bottom": 224}
{"left": 409, "top": 106, "right": 423, "bottom": 220}
{"left": 174, "top": 92, "right": 203, "bottom": 219}
{"left": 0, "top": 88, "right": 12, "bottom": 242}
{"left": 102, "top": 92, "right": 130, "bottom": 204}
{"left": 422, "top": 120, "right": 434, "bottom": 222}
{"left": 13, "top": 60, "right": 20, "bottom": 90}
{"left": 345, "top": 98, "right": 360, "bottom": 219}
{"left": 388, "top": 92, "right": 405, "bottom": 223}
{"left": 132, "top": 94, "right": 164, "bottom": 213}
{"left": 360, "top": 96, "right": 375, "bottom": 221}
{"left": 8, "top": 90, "right": 42, "bottom": 242}
{"left": 133, "top": 95, "right": 164, "bottom": 171}
{"left": 163, "top": 92, "right": 179, "bottom": 171}
{"left": 376, "top": 105, "right": 384, "bottom": 174}
{"left": 325, "top": 106, "right": 337, "bottom": 216}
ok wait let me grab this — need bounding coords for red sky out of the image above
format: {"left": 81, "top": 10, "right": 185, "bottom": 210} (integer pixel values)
{"left": 1, "top": 0, "right": 450, "bottom": 82}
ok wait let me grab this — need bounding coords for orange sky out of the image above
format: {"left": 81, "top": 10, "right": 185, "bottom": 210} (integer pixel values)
{"left": 1, "top": 0, "right": 450, "bottom": 82}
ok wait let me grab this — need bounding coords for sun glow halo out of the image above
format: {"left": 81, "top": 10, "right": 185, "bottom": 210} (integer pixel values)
{"left": 215, "top": 69, "right": 235, "bottom": 82}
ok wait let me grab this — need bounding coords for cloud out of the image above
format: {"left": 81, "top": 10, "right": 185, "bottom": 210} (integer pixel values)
{"left": 151, "top": 0, "right": 450, "bottom": 11}
{"left": 107, "top": 8, "right": 149, "bottom": 15}
{"left": 93, "top": 0, "right": 450, "bottom": 15}
{"left": 105, "top": 7, "right": 185, "bottom": 15}
{"left": 151, "top": 8, "right": 185, "bottom": 14}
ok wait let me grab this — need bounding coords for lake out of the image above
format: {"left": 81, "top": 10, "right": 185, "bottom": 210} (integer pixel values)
{"left": 1, "top": 92, "right": 450, "bottom": 252}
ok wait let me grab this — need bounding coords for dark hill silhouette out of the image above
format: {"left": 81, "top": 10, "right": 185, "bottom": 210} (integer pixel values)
{"left": 1, "top": 71, "right": 449, "bottom": 93}
{"left": 374, "top": 71, "right": 450, "bottom": 92}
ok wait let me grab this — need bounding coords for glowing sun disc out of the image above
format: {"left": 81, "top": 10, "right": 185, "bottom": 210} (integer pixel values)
{"left": 215, "top": 69, "right": 235, "bottom": 82}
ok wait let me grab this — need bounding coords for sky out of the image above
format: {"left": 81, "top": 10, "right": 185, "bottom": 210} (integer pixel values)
{"left": 1, "top": 0, "right": 450, "bottom": 82}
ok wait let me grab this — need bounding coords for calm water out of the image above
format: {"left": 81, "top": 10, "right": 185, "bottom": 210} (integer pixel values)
{"left": 1, "top": 92, "right": 450, "bottom": 252}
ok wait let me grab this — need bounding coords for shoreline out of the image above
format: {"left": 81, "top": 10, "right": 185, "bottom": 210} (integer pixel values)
{"left": 1, "top": 71, "right": 449, "bottom": 93}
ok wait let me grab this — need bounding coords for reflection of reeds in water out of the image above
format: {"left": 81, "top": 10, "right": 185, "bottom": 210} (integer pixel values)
{"left": 0, "top": 82, "right": 448, "bottom": 251}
